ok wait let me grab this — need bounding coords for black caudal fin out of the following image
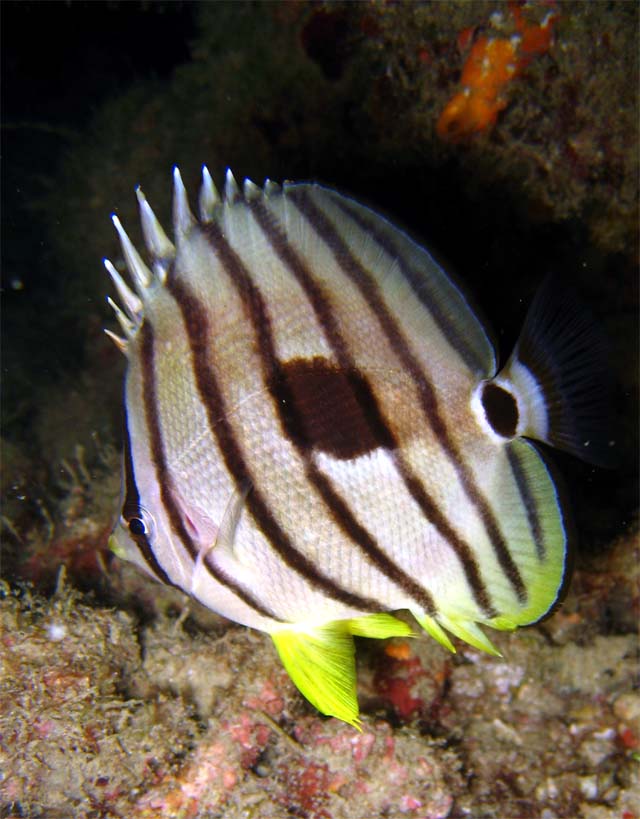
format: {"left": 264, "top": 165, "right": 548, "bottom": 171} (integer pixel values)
{"left": 490, "top": 275, "right": 616, "bottom": 466}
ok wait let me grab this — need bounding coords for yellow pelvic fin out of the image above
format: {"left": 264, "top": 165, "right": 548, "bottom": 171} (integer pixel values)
{"left": 270, "top": 614, "right": 411, "bottom": 727}
{"left": 271, "top": 624, "right": 360, "bottom": 728}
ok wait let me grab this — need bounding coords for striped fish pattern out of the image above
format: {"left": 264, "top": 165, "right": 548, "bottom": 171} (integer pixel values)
{"left": 105, "top": 168, "right": 606, "bottom": 726}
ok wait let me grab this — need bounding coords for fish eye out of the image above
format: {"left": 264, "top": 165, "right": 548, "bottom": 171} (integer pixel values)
{"left": 129, "top": 517, "right": 146, "bottom": 536}
{"left": 125, "top": 507, "right": 156, "bottom": 541}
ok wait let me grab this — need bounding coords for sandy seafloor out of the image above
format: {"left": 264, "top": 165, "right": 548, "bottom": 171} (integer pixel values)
{"left": 1, "top": 2, "right": 638, "bottom": 818}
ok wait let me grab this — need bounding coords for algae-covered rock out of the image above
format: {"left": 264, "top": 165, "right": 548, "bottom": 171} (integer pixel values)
{"left": 2, "top": 528, "right": 637, "bottom": 818}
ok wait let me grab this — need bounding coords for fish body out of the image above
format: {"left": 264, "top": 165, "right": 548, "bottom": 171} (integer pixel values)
{"left": 106, "top": 168, "right": 607, "bottom": 725}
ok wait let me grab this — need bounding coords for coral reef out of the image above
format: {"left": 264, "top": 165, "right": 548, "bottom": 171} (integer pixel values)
{"left": 2, "top": 2, "right": 638, "bottom": 817}
{"left": 437, "top": 2, "right": 558, "bottom": 142}
{"left": 1, "top": 525, "right": 637, "bottom": 818}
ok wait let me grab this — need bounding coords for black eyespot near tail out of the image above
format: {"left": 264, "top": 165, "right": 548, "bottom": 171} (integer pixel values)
{"left": 481, "top": 382, "right": 519, "bottom": 438}
{"left": 498, "top": 275, "right": 616, "bottom": 467}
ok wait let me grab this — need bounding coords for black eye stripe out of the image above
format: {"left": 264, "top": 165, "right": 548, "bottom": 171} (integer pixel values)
{"left": 123, "top": 414, "right": 141, "bottom": 516}
{"left": 120, "top": 414, "right": 176, "bottom": 587}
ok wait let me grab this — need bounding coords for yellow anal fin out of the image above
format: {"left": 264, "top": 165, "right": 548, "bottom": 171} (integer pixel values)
{"left": 271, "top": 624, "right": 360, "bottom": 728}
{"left": 414, "top": 612, "right": 503, "bottom": 656}
{"left": 438, "top": 614, "right": 502, "bottom": 657}
{"left": 414, "top": 613, "right": 456, "bottom": 653}
{"left": 488, "top": 614, "right": 518, "bottom": 632}
{"left": 346, "top": 612, "right": 413, "bottom": 639}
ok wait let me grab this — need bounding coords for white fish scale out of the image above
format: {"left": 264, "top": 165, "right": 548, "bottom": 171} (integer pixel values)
{"left": 321, "top": 186, "right": 496, "bottom": 378}
{"left": 150, "top": 323, "right": 208, "bottom": 464}
{"left": 129, "top": 350, "right": 313, "bottom": 629}
{"left": 409, "top": 411, "right": 520, "bottom": 613}
{"left": 151, "top": 359, "right": 235, "bottom": 530}
{"left": 227, "top": 388, "right": 392, "bottom": 617}
{"left": 227, "top": 507, "right": 343, "bottom": 623}
{"left": 314, "top": 192, "right": 488, "bottom": 390}
{"left": 372, "top": 373, "right": 493, "bottom": 610}
{"left": 225, "top": 192, "right": 470, "bottom": 606}
{"left": 280, "top": 194, "right": 469, "bottom": 479}
{"left": 126, "top": 239, "right": 335, "bottom": 626}
{"left": 198, "top": 205, "right": 424, "bottom": 613}
{"left": 418, "top": 379, "right": 511, "bottom": 558}
{"left": 174, "top": 226, "right": 395, "bottom": 619}
{"left": 224, "top": 196, "right": 335, "bottom": 363}
{"left": 219, "top": 188, "right": 490, "bottom": 620}
{"left": 314, "top": 448, "right": 436, "bottom": 604}
{"left": 172, "top": 234, "right": 359, "bottom": 619}
{"left": 124, "top": 363, "right": 195, "bottom": 590}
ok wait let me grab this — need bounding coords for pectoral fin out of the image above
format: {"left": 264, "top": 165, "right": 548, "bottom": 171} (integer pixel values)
{"left": 215, "top": 480, "right": 252, "bottom": 558}
{"left": 190, "top": 482, "right": 252, "bottom": 595}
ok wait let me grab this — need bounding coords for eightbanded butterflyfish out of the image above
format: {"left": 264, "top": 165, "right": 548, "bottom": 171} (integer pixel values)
{"left": 105, "top": 167, "right": 610, "bottom": 726}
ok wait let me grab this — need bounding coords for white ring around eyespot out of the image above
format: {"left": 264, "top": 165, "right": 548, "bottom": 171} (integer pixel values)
{"left": 470, "top": 360, "right": 549, "bottom": 446}
{"left": 470, "top": 381, "right": 511, "bottom": 444}
{"left": 493, "top": 360, "right": 548, "bottom": 441}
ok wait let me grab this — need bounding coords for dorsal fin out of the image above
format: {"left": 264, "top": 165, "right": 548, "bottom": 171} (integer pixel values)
{"left": 104, "top": 259, "right": 143, "bottom": 325}
{"left": 243, "top": 178, "right": 261, "bottom": 201}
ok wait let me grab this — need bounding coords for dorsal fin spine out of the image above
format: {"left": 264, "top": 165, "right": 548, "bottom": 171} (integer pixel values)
{"left": 224, "top": 168, "right": 240, "bottom": 203}
{"left": 199, "top": 165, "right": 220, "bottom": 222}
{"left": 136, "top": 187, "right": 175, "bottom": 262}
{"left": 104, "top": 258, "right": 143, "bottom": 324}
{"left": 111, "top": 215, "right": 153, "bottom": 295}
{"left": 172, "top": 166, "right": 195, "bottom": 236}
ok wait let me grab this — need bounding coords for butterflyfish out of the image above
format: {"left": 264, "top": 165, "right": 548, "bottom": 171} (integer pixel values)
{"left": 105, "top": 167, "right": 609, "bottom": 726}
